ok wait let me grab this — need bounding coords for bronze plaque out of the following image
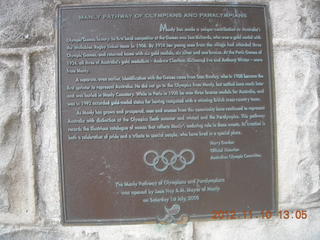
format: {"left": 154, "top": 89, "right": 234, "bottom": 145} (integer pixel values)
{"left": 57, "top": 3, "right": 277, "bottom": 224}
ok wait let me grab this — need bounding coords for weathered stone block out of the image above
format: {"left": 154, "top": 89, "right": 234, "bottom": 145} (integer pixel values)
{"left": 269, "top": 0, "right": 300, "bottom": 39}
{"left": 297, "top": 0, "right": 320, "bottom": 38}
{"left": 66, "top": 223, "right": 193, "bottom": 240}
{"left": 0, "top": 224, "right": 193, "bottom": 240}
{"left": 0, "top": 56, "right": 21, "bottom": 212}
{"left": 0, "top": 228, "right": 99, "bottom": 240}
{"left": 0, "top": 55, "right": 34, "bottom": 223}
{"left": 273, "top": 47, "right": 320, "bottom": 209}
{"left": 30, "top": 50, "right": 59, "bottom": 222}
{"left": 57, "top": 0, "right": 187, "bottom": 4}
{"left": 0, "top": 0, "right": 54, "bottom": 48}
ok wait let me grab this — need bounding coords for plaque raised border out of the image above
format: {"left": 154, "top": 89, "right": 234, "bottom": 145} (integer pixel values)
{"left": 57, "top": 3, "right": 278, "bottom": 225}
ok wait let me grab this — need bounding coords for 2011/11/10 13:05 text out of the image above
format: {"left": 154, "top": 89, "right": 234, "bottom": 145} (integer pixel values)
{"left": 211, "top": 210, "right": 308, "bottom": 220}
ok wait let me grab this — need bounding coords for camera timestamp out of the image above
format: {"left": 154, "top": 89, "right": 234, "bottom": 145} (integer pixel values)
{"left": 211, "top": 209, "right": 308, "bottom": 220}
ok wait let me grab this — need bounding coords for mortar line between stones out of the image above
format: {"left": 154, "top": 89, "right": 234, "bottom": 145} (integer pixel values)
{"left": 192, "top": 222, "right": 196, "bottom": 240}
{"left": 273, "top": 39, "right": 320, "bottom": 49}
{"left": 0, "top": 46, "right": 54, "bottom": 55}
{"left": 21, "top": 53, "right": 36, "bottom": 224}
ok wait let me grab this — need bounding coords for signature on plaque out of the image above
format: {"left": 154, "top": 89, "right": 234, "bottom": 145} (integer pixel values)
{"left": 144, "top": 149, "right": 195, "bottom": 172}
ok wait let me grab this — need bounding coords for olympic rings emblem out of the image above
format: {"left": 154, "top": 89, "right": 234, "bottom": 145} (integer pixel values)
{"left": 143, "top": 149, "right": 195, "bottom": 172}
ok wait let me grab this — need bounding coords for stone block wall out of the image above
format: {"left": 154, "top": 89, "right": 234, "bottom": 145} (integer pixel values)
{"left": 0, "top": 0, "right": 319, "bottom": 239}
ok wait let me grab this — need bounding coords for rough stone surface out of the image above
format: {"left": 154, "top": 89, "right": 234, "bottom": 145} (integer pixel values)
{"left": 72, "top": 223, "right": 194, "bottom": 240}
{"left": 30, "top": 51, "right": 59, "bottom": 222}
{"left": 56, "top": 0, "right": 187, "bottom": 4}
{"left": 0, "top": 0, "right": 54, "bottom": 48}
{"left": 297, "top": 0, "right": 320, "bottom": 38}
{"left": 0, "top": 56, "right": 22, "bottom": 213}
{"left": 269, "top": 0, "right": 300, "bottom": 39}
{"left": 0, "top": 223, "right": 194, "bottom": 240}
{"left": 0, "top": 55, "right": 34, "bottom": 223}
{"left": 274, "top": 47, "right": 320, "bottom": 209}
{"left": 0, "top": 228, "right": 99, "bottom": 240}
